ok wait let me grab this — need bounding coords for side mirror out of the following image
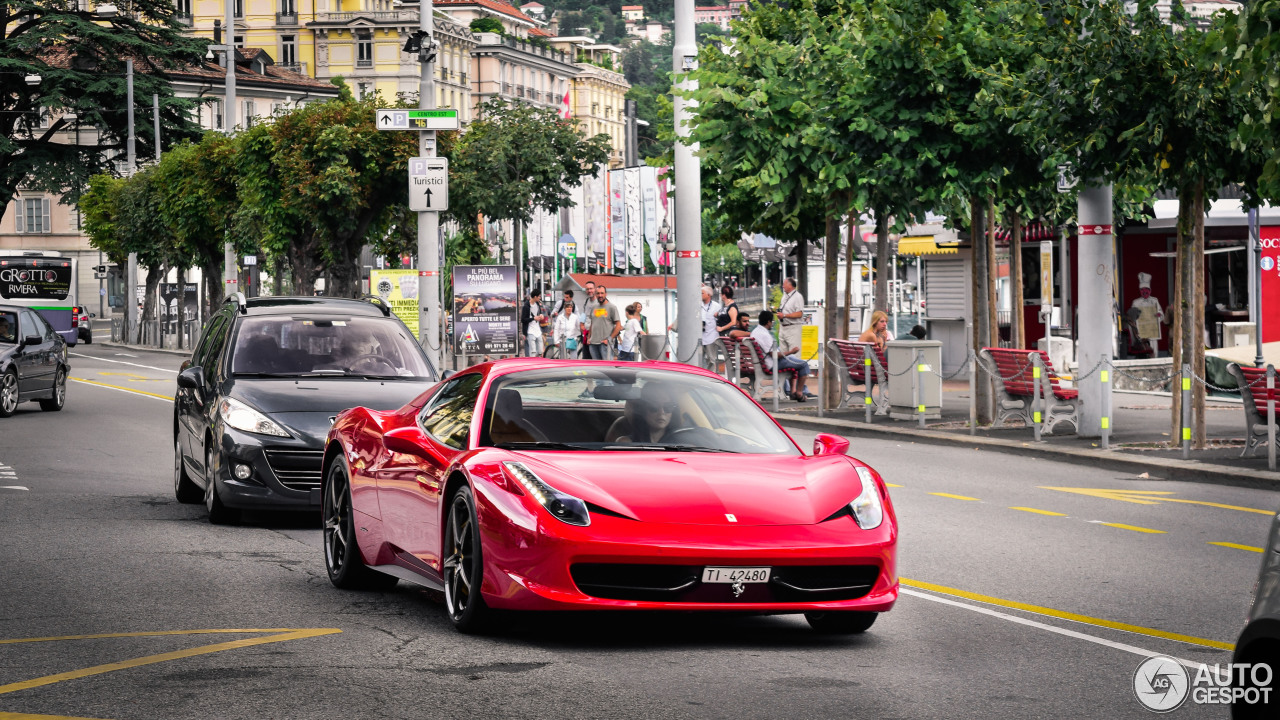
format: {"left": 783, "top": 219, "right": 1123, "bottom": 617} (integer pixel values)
{"left": 384, "top": 425, "right": 435, "bottom": 459}
{"left": 176, "top": 366, "right": 204, "bottom": 390}
{"left": 440, "top": 369, "right": 456, "bottom": 380}
{"left": 90, "top": 313, "right": 97, "bottom": 318}
{"left": 21, "top": 335, "right": 42, "bottom": 347}
{"left": 812, "top": 433, "right": 850, "bottom": 457}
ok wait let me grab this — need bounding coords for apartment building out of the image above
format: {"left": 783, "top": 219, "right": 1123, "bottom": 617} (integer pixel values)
{"left": 549, "top": 37, "right": 627, "bottom": 166}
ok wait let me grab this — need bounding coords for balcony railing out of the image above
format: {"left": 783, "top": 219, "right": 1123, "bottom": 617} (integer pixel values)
{"left": 175, "top": 12, "right": 193, "bottom": 26}
{"left": 516, "top": 85, "right": 525, "bottom": 98}
{"left": 277, "top": 61, "right": 307, "bottom": 75}
{"left": 356, "top": 58, "right": 373, "bottom": 68}
{"left": 276, "top": 11, "right": 297, "bottom": 25}
{"left": 315, "top": 10, "right": 416, "bottom": 22}
{"left": 502, "top": 82, "right": 511, "bottom": 95}
{"left": 460, "top": 72, "right": 468, "bottom": 84}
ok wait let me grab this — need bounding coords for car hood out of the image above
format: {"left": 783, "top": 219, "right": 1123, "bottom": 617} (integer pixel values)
{"left": 232, "top": 378, "right": 435, "bottom": 441}
{"left": 517, "top": 452, "right": 862, "bottom": 526}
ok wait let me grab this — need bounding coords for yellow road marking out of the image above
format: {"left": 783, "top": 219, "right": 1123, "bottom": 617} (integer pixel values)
{"left": 886, "top": 483, "right": 904, "bottom": 488}
{"left": 1208, "top": 542, "right": 1264, "bottom": 553}
{"left": 1097, "top": 522, "right": 1166, "bottom": 535}
{"left": 0, "top": 628, "right": 318, "bottom": 645}
{"left": 1009, "top": 506, "right": 1067, "bottom": 517}
{"left": 69, "top": 377, "right": 173, "bottom": 402}
{"left": 0, "top": 628, "right": 340, "bottom": 697}
{"left": 0, "top": 712, "right": 110, "bottom": 720}
{"left": 97, "top": 372, "right": 164, "bottom": 383}
{"left": 930, "top": 492, "right": 979, "bottom": 501}
{"left": 901, "top": 577, "right": 1233, "bottom": 651}
{"left": 1040, "top": 487, "right": 1272, "bottom": 515}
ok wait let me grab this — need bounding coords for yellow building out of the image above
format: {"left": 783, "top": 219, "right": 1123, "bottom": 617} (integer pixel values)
{"left": 549, "top": 37, "right": 628, "bottom": 167}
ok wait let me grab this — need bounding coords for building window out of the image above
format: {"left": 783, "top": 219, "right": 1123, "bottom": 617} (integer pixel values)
{"left": 280, "top": 35, "right": 297, "bottom": 65}
{"left": 356, "top": 82, "right": 371, "bottom": 99}
{"left": 279, "top": 0, "right": 295, "bottom": 14}
{"left": 212, "top": 100, "right": 223, "bottom": 130}
{"left": 234, "top": 0, "right": 243, "bottom": 18}
{"left": 175, "top": 0, "right": 192, "bottom": 16}
{"left": 357, "top": 32, "right": 373, "bottom": 67}
{"left": 244, "top": 100, "right": 255, "bottom": 127}
{"left": 15, "top": 197, "right": 51, "bottom": 234}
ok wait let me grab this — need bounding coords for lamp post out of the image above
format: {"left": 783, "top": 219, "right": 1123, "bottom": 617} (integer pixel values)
{"left": 660, "top": 219, "right": 674, "bottom": 331}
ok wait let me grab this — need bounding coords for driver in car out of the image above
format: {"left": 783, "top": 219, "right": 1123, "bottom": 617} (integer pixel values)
{"left": 0, "top": 315, "right": 14, "bottom": 343}
{"left": 619, "top": 383, "right": 685, "bottom": 444}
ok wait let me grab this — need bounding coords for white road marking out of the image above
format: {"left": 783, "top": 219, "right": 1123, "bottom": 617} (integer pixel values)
{"left": 901, "top": 587, "right": 1206, "bottom": 670}
{"left": 114, "top": 352, "right": 138, "bottom": 357}
{"left": 1, "top": 486, "right": 29, "bottom": 491}
{"left": 70, "top": 352, "right": 178, "bottom": 374}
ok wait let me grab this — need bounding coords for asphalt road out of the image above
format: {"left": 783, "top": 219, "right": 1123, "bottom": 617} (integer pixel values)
{"left": 0, "top": 343, "right": 1275, "bottom": 719}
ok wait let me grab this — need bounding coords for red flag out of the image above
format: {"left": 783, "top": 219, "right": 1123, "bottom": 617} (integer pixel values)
{"left": 560, "top": 89, "right": 571, "bottom": 119}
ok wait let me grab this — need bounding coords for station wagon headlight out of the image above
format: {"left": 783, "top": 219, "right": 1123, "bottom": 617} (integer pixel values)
{"left": 219, "top": 397, "right": 290, "bottom": 437}
{"left": 850, "top": 466, "right": 884, "bottom": 530}
{"left": 503, "top": 461, "right": 590, "bottom": 527}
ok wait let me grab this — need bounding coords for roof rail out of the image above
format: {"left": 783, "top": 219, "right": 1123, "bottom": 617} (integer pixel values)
{"left": 360, "top": 294, "right": 393, "bottom": 317}
{"left": 225, "top": 292, "right": 248, "bottom": 314}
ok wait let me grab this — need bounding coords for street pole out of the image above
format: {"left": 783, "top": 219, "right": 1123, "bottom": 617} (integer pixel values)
{"left": 152, "top": 94, "right": 160, "bottom": 162}
{"left": 125, "top": 59, "right": 138, "bottom": 344}
{"left": 673, "top": 0, "right": 702, "bottom": 364}
{"left": 1077, "top": 182, "right": 1113, "bottom": 438}
{"left": 222, "top": 0, "right": 238, "bottom": 302}
{"left": 417, "top": 0, "right": 441, "bottom": 369}
{"left": 1249, "top": 207, "right": 1263, "bottom": 368}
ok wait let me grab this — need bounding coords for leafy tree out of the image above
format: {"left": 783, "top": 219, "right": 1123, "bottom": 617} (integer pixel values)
{"left": 470, "top": 17, "right": 505, "bottom": 34}
{"left": 1229, "top": 0, "right": 1280, "bottom": 200}
{"left": 0, "top": 0, "right": 207, "bottom": 222}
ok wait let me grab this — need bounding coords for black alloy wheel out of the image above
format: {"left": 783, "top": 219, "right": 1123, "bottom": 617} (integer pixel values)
{"left": 174, "top": 437, "right": 202, "bottom": 504}
{"left": 804, "top": 611, "right": 877, "bottom": 635}
{"left": 322, "top": 460, "right": 396, "bottom": 590}
{"left": 204, "top": 444, "right": 240, "bottom": 525}
{"left": 0, "top": 369, "right": 17, "bottom": 417}
{"left": 443, "top": 485, "right": 490, "bottom": 633}
{"left": 38, "top": 367, "right": 66, "bottom": 412}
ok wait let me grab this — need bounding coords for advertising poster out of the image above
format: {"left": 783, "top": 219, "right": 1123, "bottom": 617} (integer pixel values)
{"left": 159, "top": 283, "right": 200, "bottom": 329}
{"left": 567, "top": 182, "right": 586, "bottom": 253}
{"left": 641, "top": 166, "right": 661, "bottom": 268}
{"left": 0, "top": 259, "right": 72, "bottom": 301}
{"left": 527, "top": 209, "right": 543, "bottom": 258}
{"left": 658, "top": 166, "right": 671, "bottom": 267}
{"left": 625, "top": 166, "right": 643, "bottom": 270}
{"left": 370, "top": 269, "right": 421, "bottom": 338}
{"left": 584, "top": 169, "right": 606, "bottom": 261}
{"left": 609, "top": 169, "right": 626, "bottom": 270}
{"left": 1263, "top": 226, "right": 1280, "bottom": 343}
{"left": 541, "top": 205, "right": 556, "bottom": 257}
{"left": 452, "top": 265, "right": 518, "bottom": 355}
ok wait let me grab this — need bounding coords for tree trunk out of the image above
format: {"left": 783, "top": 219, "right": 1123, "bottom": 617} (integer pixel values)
{"left": 1172, "top": 184, "right": 1195, "bottom": 447}
{"left": 290, "top": 239, "right": 318, "bottom": 298}
{"left": 971, "top": 194, "right": 992, "bottom": 424}
{"left": 824, "top": 214, "right": 841, "bottom": 406}
{"left": 874, "top": 212, "right": 889, "bottom": 313}
{"left": 843, "top": 212, "right": 856, "bottom": 339}
{"left": 795, "top": 235, "right": 809, "bottom": 304}
{"left": 141, "top": 265, "right": 163, "bottom": 343}
{"left": 1191, "top": 181, "right": 1207, "bottom": 449}
{"left": 1010, "top": 214, "right": 1024, "bottom": 349}
{"left": 177, "top": 266, "right": 186, "bottom": 350}
{"left": 1170, "top": 194, "right": 1186, "bottom": 448}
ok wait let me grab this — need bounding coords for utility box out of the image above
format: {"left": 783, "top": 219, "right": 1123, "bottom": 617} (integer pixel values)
{"left": 887, "top": 340, "right": 943, "bottom": 420}
{"left": 1037, "top": 335, "right": 1075, "bottom": 387}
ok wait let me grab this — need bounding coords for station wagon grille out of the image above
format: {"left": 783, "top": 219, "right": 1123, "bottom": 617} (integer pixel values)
{"left": 263, "top": 449, "right": 324, "bottom": 491}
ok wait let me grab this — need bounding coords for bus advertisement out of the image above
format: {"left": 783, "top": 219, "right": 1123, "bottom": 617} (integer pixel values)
{"left": 0, "top": 252, "right": 79, "bottom": 346}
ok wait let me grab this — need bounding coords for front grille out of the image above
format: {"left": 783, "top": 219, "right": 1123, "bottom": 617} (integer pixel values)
{"left": 569, "top": 564, "right": 879, "bottom": 603}
{"left": 263, "top": 449, "right": 324, "bottom": 491}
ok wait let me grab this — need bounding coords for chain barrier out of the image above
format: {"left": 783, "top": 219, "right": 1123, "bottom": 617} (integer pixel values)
{"left": 974, "top": 353, "right": 1037, "bottom": 382}
{"left": 1107, "top": 363, "right": 1179, "bottom": 385}
{"left": 1187, "top": 367, "right": 1243, "bottom": 394}
{"left": 924, "top": 350, "right": 975, "bottom": 381}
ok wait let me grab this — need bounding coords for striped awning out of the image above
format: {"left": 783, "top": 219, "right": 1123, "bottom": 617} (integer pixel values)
{"left": 994, "top": 221, "right": 1058, "bottom": 245}
{"left": 897, "top": 236, "right": 958, "bottom": 256}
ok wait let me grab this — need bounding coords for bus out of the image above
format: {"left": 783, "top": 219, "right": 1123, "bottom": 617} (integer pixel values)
{"left": 0, "top": 251, "right": 79, "bottom": 346}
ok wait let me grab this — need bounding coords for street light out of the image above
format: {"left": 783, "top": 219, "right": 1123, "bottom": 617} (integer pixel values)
{"left": 24, "top": 74, "right": 41, "bottom": 86}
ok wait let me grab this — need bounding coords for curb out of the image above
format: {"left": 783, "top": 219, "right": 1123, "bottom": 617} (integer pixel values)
{"left": 774, "top": 412, "right": 1280, "bottom": 490}
{"left": 98, "top": 341, "right": 192, "bottom": 358}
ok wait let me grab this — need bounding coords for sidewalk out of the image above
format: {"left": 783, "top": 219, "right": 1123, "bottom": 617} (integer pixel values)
{"left": 768, "top": 379, "right": 1280, "bottom": 488}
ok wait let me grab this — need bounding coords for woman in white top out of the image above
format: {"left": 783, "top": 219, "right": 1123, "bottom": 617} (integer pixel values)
{"left": 551, "top": 301, "right": 581, "bottom": 358}
{"left": 617, "top": 303, "right": 644, "bottom": 361}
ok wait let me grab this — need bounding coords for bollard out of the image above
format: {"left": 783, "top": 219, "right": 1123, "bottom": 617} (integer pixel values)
{"left": 967, "top": 323, "right": 976, "bottom": 435}
{"left": 915, "top": 349, "right": 926, "bottom": 429}
{"left": 865, "top": 356, "right": 874, "bottom": 424}
{"left": 1181, "top": 365, "right": 1192, "bottom": 460}
{"left": 817, "top": 345, "right": 825, "bottom": 419}
{"left": 1100, "top": 365, "right": 1111, "bottom": 450}
{"left": 1268, "top": 365, "right": 1276, "bottom": 472}
{"left": 1032, "top": 353, "right": 1043, "bottom": 442}
{"left": 773, "top": 344, "right": 780, "bottom": 414}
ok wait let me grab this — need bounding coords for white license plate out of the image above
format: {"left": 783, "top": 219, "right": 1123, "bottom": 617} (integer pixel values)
{"left": 701, "top": 567, "right": 771, "bottom": 584}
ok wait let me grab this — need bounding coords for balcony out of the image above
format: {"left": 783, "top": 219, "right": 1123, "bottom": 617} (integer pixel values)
{"left": 175, "top": 12, "right": 192, "bottom": 26}
{"left": 356, "top": 58, "right": 373, "bottom": 68}
{"left": 277, "top": 61, "right": 307, "bottom": 75}
{"left": 516, "top": 85, "right": 525, "bottom": 98}
{"left": 276, "top": 11, "right": 297, "bottom": 25}
{"left": 502, "top": 82, "right": 511, "bottom": 95}
{"left": 314, "top": 10, "right": 416, "bottom": 23}
{"left": 460, "top": 72, "right": 468, "bottom": 84}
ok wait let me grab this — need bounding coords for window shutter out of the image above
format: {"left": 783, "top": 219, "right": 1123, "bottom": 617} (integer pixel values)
{"left": 41, "top": 197, "right": 50, "bottom": 233}
{"left": 14, "top": 196, "right": 23, "bottom": 232}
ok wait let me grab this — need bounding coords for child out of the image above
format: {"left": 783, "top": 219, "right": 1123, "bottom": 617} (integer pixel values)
{"left": 617, "top": 303, "right": 644, "bottom": 361}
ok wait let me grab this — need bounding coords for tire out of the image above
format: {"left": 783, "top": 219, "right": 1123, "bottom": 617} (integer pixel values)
{"left": 38, "top": 367, "right": 66, "bottom": 412}
{"left": 0, "top": 369, "right": 18, "bottom": 418}
{"left": 322, "top": 460, "right": 397, "bottom": 590}
{"left": 443, "top": 485, "right": 491, "bottom": 633}
{"left": 174, "top": 437, "right": 202, "bottom": 504}
{"left": 805, "top": 611, "right": 877, "bottom": 635}
{"left": 204, "top": 443, "right": 240, "bottom": 525}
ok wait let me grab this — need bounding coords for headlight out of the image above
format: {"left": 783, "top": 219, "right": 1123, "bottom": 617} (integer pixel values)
{"left": 850, "top": 466, "right": 884, "bottom": 530}
{"left": 219, "top": 397, "right": 290, "bottom": 437}
{"left": 503, "top": 461, "right": 590, "bottom": 527}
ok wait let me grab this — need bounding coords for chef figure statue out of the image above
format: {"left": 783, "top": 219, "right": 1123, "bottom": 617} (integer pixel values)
{"left": 1130, "top": 272, "right": 1164, "bottom": 357}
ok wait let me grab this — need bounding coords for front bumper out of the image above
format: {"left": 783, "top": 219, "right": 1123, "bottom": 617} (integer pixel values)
{"left": 475, "top": 487, "right": 898, "bottom": 613}
{"left": 213, "top": 424, "right": 324, "bottom": 511}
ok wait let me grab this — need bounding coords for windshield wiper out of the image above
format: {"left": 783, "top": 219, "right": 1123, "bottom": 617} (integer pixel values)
{"left": 601, "top": 444, "right": 736, "bottom": 453}
{"left": 493, "top": 441, "right": 591, "bottom": 451}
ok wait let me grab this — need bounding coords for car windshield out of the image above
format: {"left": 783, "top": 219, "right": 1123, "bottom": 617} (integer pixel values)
{"left": 0, "top": 310, "right": 15, "bottom": 344}
{"left": 230, "top": 315, "right": 436, "bottom": 379}
{"left": 482, "top": 367, "right": 800, "bottom": 455}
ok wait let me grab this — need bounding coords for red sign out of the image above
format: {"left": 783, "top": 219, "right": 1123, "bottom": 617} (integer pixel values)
{"left": 1078, "top": 225, "right": 1113, "bottom": 236}
{"left": 675, "top": 250, "right": 701, "bottom": 259}
{"left": 418, "top": 270, "right": 439, "bottom": 277}
{"left": 1262, "top": 226, "right": 1280, "bottom": 343}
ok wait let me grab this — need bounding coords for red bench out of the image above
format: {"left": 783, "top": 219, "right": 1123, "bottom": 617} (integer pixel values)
{"left": 1227, "top": 363, "right": 1280, "bottom": 458}
{"left": 726, "top": 336, "right": 799, "bottom": 401}
{"left": 826, "top": 339, "right": 889, "bottom": 414}
{"left": 980, "top": 347, "right": 1080, "bottom": 434}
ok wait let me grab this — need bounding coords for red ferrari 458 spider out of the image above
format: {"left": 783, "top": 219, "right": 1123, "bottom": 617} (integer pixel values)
{"left": 321, "top": 358, "right": 898, "bottom": 634}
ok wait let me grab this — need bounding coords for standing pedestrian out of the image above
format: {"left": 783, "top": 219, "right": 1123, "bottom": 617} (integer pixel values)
{"left": 587, "top": 284, "right": 621, "bottom": 360}
{"left": 716, "top": 285, "right": 739, "bottom": 336}
{"left": 618, "top": 303, "right": 644, "bottom": 361}
{"left": 777, "top": 277, "right": 805, "bottom": 360}
{"left": 579, "top": 280, "right": 598, "bottom": 350}
{"left": 700, "top": 285, "right": 721, "bottom": 369}
{"left": 553, "top": 300, "right": 581, "bottom": 358}
{"left": 521, "top": 287, "right": 546, "bottom": 357}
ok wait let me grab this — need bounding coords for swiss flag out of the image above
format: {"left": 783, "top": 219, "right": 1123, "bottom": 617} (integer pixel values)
{"left": 560, "top": 89, "right": 571, "bottom": 120}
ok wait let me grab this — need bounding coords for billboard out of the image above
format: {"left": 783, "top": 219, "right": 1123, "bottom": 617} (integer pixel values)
{"left": 452, "top": 265, "right": 518, "bottom": 355}
{"left": 1263, "top": 226, "right": 1280, "bottom": 343}
{"left": 370, "top": 269, "right": 420, "bottom": 338}
{"left": 609, "top": 169, "right": 626, "bottom": 269}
